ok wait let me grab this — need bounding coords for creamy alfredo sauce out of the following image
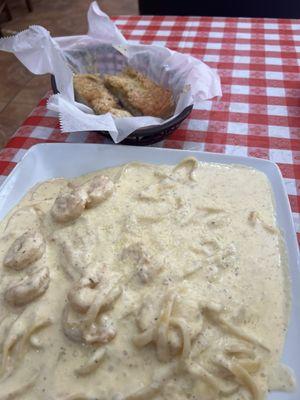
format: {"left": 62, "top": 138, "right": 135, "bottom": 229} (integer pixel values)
{"left": 0, "top": 158, "right": 295, "bottom": 400}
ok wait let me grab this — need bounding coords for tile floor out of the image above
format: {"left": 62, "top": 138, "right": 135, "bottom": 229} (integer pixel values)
{"left": 0, "top": 0, "right": 138, "bottom": 148}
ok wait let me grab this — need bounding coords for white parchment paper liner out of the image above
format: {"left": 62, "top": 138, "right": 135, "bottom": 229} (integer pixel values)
{"left": 0, "top": 1, "right": 222, "bottom": 143}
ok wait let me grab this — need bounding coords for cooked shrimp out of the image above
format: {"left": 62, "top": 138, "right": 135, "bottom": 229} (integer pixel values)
{"left": 5, "top": 266, "right": 50, "bottom": 306}
{"left": 62, "top": 278, "right": 121, "bottom": 345}
{"left": 51, "top": 192, "right": 85, "bottom": 223}
{"left": 85, "top": 175, "right": 114, "bottom": 208}
{"left": 62, "top": 304, "right": 84, "bottom": 343}
{"left": 122, "top": 243, "right": 163, "bottom": 284}
{"left": 68, "top": 175, "right": 114, "bottom": 209}
{"left": 68, "top": 269, "right": 104, "bottom": 313}
{"left": 62, "top": 305, "right": 117, "bottom": 346}
{"left": 3, "top": 231, "right": 45, "bottom": 270}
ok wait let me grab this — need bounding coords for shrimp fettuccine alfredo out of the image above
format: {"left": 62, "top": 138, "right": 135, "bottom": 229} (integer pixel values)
{"left": 0, "top": 158, "right": 295, "bottom": 400}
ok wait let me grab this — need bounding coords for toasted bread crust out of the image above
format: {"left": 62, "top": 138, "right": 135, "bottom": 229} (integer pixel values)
{"left": 73, "top": 74, "right": 132, "bottom": 117}
{"left": 104, "top": 68, "right": 175, "bottom": 118}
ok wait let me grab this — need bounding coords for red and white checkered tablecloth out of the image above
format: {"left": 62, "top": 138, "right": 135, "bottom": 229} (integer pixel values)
{"left": 0, "top": 15, "right": 300, "bottom": 244}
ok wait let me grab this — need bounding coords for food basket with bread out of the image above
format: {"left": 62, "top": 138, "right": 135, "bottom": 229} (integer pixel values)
{"left": 0, "top": 1, "right": 222, "bottom": 144}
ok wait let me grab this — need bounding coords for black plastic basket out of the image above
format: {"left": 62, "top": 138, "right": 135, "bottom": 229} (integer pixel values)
{"left": 51, "top": 75, "right": 192, "bottom": 146}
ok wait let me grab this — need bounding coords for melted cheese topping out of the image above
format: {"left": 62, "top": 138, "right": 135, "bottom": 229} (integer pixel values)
{"left": 0, "top": 158, "right": 295, "bottom": 400}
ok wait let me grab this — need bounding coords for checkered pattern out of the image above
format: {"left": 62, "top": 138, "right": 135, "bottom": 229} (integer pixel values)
{"left": 0, "top": 15, "right": 299, "bottom": 244}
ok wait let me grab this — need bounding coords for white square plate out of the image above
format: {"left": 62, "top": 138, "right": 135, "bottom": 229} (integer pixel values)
{"left": 0, "top": 143, "right": 299, "bottom": 398}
